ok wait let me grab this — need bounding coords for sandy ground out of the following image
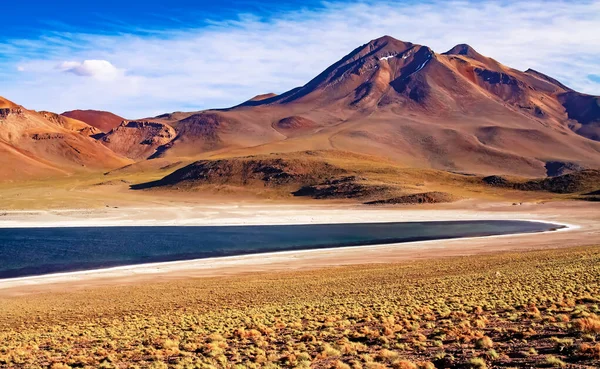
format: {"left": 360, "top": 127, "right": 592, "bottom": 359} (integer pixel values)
{"left": 0, "top": 200, "right": 598, "bottom": 296}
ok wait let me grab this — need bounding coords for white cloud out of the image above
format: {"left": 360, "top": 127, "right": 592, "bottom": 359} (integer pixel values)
{"left": 0, "top": 0, "right": 599, "bottom": 117}
{"left": 58, "top": 60, "right": 122, "bottom": 80}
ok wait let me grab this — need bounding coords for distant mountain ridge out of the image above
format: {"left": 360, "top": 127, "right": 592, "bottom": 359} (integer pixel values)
{"left": 1, "top": 35, "right": 599, "bottom": 181}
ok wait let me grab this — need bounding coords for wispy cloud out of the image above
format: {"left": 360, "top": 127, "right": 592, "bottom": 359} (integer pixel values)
{"left": 58, "top": 60, "right": 123, "bottom": 80}
{"left": 1, "top": 0, "right": 599, "bottom": 117}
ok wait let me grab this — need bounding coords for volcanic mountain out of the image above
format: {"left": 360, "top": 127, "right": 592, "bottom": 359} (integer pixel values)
{"left": 2, "top": 35, "right": 600, "bottom": 181}
{"left": 61, "top": 109, "right": 125, "bottom": 132}
{"left": 0, "top": 97, "right": 130, "bottom": 179}
{"left": 134, "top": 36, "right": 600, "bottom": 177}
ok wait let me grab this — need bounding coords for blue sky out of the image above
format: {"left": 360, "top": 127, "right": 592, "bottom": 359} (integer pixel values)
{"left": 2, "top": 0, "right": 599, "bottom": 117}
{"left": 2, "top": 1, "right": 325, "bottom": 39}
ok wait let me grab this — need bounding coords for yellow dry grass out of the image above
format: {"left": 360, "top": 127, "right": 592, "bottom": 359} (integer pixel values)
{"left": 1, "top": 150, "right": 578, "bottom": 210}
{"left": 1, "top": 246, "right": 600, "bottom": 368}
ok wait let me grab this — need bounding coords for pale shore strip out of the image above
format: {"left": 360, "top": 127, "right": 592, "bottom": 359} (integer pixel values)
{"left": 0, "top": 201, "right": 580, "bottom": 228}
{"left": 0, "top": 201, "right": 597, "bottom": 296}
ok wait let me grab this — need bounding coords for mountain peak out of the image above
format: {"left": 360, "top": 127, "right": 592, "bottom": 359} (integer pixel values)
{"left": 444, "top": 44, "right": 480, "bottom": 57}
{"left": 365, "top": 35, "right": 414, "bottom": 51}
{"left": 343, "top": 36, "right": 416, "bottom": 67}
{"left": 442, "top": 43, "right": 500, "bottom": 69}
{"left": 368, "top": 35, "right": 402, "bottom": 44}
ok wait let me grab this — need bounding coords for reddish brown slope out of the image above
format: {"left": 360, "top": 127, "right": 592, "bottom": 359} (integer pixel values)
{"left": 0, "top": 97, "right": 130, "bottom": 180}
{"left": 61, "top": 110, "right": 125, "bottom": 132}
{"left": 100, "top": 121, "right": 176, "bottom": 160}
{"left": 151, "top": 111, "right": 284, "bottom": 158}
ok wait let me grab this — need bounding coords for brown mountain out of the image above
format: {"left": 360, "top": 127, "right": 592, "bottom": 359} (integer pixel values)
{"left": 3, "top": 36, "right": 600, "bottom": 181}
{"left": 61, "top": 109, "right": 125, "bottom": 132}
{"left": 0, "top": 97, "right": 130, "bottom": 180}
{"left": 139, "top": 36, "right": 600, "bottom": 177}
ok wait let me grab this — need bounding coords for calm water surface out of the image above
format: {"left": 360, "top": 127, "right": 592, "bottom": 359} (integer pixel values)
{"left": 0, "top": 220, "right": 561, "bottom": 279}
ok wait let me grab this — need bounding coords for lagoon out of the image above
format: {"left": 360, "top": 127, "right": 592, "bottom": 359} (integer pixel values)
{"left": 0, "top": 220, "right": 560, "bottom": 279}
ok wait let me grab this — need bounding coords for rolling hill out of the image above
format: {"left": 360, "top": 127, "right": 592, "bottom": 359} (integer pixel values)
{"left": 61, "top": 109, "right": 125, "bottom": 133}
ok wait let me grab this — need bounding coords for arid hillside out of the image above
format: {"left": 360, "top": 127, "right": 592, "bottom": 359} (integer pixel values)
{"left": 0, "top": 97, "right": 131, "bottom": 180}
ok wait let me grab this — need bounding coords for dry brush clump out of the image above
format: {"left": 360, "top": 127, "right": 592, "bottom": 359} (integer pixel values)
{"left": 1, "top": 247, "right": 600, "bottom": 368}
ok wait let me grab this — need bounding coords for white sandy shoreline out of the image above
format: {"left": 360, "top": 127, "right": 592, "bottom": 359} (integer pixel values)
{"left": 0, "top": 202, "right": 595, "bottom": 294}
{"left": 0, "top": 202, "right": 579, "bottom": 228}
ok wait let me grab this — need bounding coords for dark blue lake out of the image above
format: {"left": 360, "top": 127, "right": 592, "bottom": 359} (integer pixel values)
{"left": 0, "top": 220, "right": 561, "bottom": 279}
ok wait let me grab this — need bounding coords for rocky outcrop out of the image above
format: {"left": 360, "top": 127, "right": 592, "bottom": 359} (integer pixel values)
{"left": 558, "top": 92, "right": 600, "bottom": 141}
{"left": 293, "top": 176, "right": 389, "bottom": 199}
{"left": 0, "top": 107, "right": 24, "bottom": 119}
{"left": 100, "top": 121, "right": 176, "bottom": 160}
{"left": 545, "top": 161, "right": 586, "bottom": 177}
{"left": 483, "top": 170, "right": 600, "bottom": 194}
{"left": 364, "top": 191, "right": 456, "bottom": 205}
{"left": 30, "top": 133, "right": 66, "bottom": 140}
